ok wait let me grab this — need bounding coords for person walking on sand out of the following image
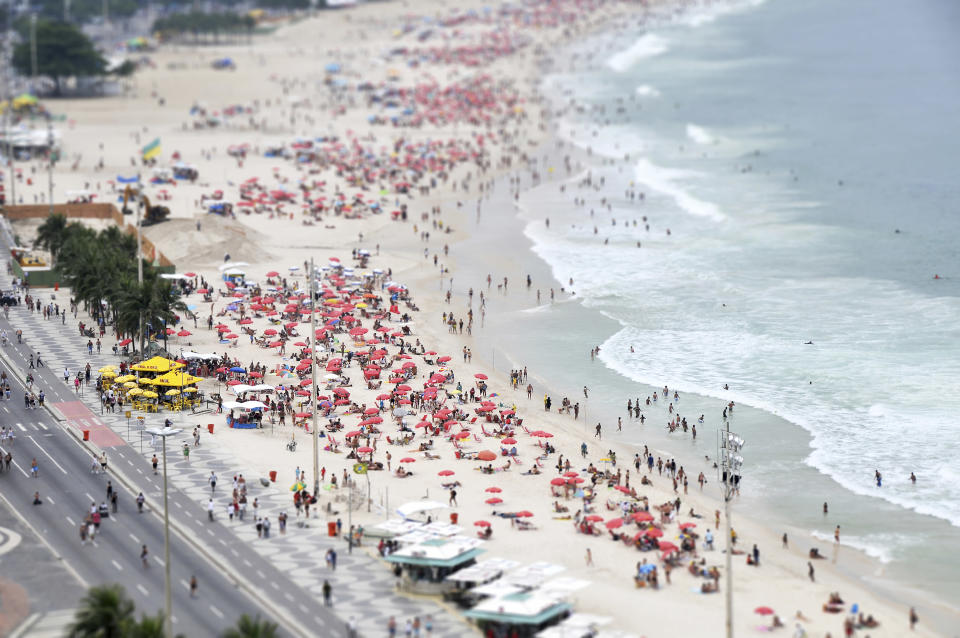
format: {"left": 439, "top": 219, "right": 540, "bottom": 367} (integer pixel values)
{"left": 585, "top": 548, "right": 593, "bottom": 566}
{"left": 594, "top": 423, "right": 601, "bottom": 439}
{"left": 807, "top": 561, "right": 815, "bottom": 582}
{"left": 910, "top": 607, "right": 918, "bottom": 630}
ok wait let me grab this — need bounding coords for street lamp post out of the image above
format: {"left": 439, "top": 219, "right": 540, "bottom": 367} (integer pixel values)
{"left": 309, "top": 258, "right": 319, "bottom": 499}
{"left": 145, "top": 426, "right": 181, "bottom": 638}
{"left": 718, "top": 425, "right": 745, "bottom": 638}
{"left": 46, "top": 113, "right": 53, "bottom": 216}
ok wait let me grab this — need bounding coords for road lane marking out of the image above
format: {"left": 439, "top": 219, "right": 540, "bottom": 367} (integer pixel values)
{"left": 66, "top": 516, "right": 76, "bottom": 526}
{"left": 111, "top": 559, "right": 123, "bottom": 571}
{"left": 209, "top": 605, "right": 224, "bottom": 619}
{"left": 15, "top": 423, "right": 25, "bottom": 431}
{"left": 155, "top": 557, "right": 164, "bottom": 567}
{"left": 27, "top": 436, "right": 67, "bottom": 474}
{"left": 46, "top": 495, "right": 55, "bottom": 504}
{"left": 37, "top": 422, "right": 47, "bottom": 430}
{"left": 129, "top": 533, "right": 140, "bottom": 544}
{"left": 137, "top": 584, "right": 149, "bottom": 596}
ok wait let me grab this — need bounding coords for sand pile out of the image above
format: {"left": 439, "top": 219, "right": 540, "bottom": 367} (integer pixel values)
{"left": 143, "top": 213, "right": 267, "bottom": 267}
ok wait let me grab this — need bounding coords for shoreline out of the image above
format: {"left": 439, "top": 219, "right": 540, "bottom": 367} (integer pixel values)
{"left": 8, "top": 1, "right": 957, "bottom": 636}
{"left": 406, "top": 119, "right": 960, "bottom": 634}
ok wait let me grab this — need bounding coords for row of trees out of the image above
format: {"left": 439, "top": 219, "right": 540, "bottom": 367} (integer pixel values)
{"left": 11, "top": 19, "right": 108, "bottom": 94}
{"left": 69, "top": 584, "right": 278, "bottom": 637}
{"left": 152, "top": 11, "right": 256, "bottom": 43}
{"left": 34, "top": 213, "right": 186, "bottom": 354}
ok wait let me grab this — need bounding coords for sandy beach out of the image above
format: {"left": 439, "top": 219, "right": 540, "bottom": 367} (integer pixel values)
{"left": 7, "top": 0, "right": 957, "bottom": 636}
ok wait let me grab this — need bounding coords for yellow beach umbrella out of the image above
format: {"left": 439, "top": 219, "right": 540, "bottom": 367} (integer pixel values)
{"left": 123, "top": 381, "right": 137, "bottom": 389}
{"left": 138, "top": 377, "right": 155, "bottom": 385}
{"left": 99, "top": 365, "right": 119, "bottom": 374}
{"left": 131, "top": 356, "right": 185, "bottom": 373}
{"left": 101, "top": 370, "right": 118, "bottom": 378}
{"left": 141, "top": 391, "right": 158, "bottom": 399}
{"left": 127, "top": 387, "right": 143, "bottom": 397}
{"left": 183, "top": 387, "right": 198, "bottom": 393}
{"left": 165, "top": 389, "right": 181, "bottom": 397}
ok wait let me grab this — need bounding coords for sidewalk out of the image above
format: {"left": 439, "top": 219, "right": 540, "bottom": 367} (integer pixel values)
{"left": 0, "top": 270, "right": 472, "bottom": 637}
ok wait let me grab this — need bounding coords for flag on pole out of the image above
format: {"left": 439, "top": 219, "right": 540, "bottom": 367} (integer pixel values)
{"left": 141, "top": 138, "right": 161, "bottom": 161}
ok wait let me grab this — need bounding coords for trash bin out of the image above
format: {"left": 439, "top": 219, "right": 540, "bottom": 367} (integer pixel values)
{"left": 207, "top": 423, "right": 214, "bottom": 434}
{"left": 328, "top": 521, "right": 337, "bottom": 537}
{"left": 269, "top": 470, "right": 277, "bottom": 482}
{"left": 450, "top": 513, "right": 459, "bottom": 524}
{"left": 82, "top": 430, "right": 90, "bottom": 441}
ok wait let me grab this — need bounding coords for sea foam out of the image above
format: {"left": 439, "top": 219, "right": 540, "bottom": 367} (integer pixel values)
{"left": 607, "top": 34, "right": 669, "bottom": 72}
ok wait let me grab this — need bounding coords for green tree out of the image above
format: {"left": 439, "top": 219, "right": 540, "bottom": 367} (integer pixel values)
{"left": 12, "top": 19, "right": 106, "bottom": 94}
{"left": 33, "top": 213, "right": 69, "bottom": 262}
{"left": 114, "top": 275, "right": 187, "bottom": 355}
{"left": 68, "top": 584, "right": 135, "bottom": 638}
{"left": 221, "top": 614, "right": 280, "bottom": 638}
{"left": 126, "top": 612, "right": 168, "bottom": 638}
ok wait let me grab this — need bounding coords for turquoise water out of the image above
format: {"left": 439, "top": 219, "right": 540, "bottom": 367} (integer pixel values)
{"left": 533, "top": 0, "right": 960, "bottom": 531}
{"left": 456, "top": 0, "right": 960, "bottom": 620}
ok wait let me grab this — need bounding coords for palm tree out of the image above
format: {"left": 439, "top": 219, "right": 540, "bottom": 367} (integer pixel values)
{"left": 126, "top": 612, "right": 184, "bottom": 638}
{"left": 68, "top": 584, "right": 135, "bottom": 638}
{"left": 114, "top": 275, "right": 187, "bottom": 355}
{"left": 33, "top": 213, "right": 69, "bottom": 263}
{"left": 221, "top": 614, "right": 279, "bottom": 638}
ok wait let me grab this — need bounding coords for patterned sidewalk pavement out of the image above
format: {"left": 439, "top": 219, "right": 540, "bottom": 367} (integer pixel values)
{"left": 0, "top": 273, "right": 474, "bottom": 637}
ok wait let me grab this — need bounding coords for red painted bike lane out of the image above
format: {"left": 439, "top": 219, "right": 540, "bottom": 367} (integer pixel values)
{"left": 52, "top": 401, "right": 126, "bottom": 448}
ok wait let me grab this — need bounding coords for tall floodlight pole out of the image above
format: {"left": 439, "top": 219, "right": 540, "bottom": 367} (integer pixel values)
{"left": 718, "top": 425, "right": 745, "bottom": 638}
{"left": 2, "top": 19, "right": 14, "bottom": 207}
{"left": 46, "top": 113, "right": 53, "bottom": 215}
{"left": 309, "top": 258, "right": 319, "bottom": 498}
{"left": 29, "top": 14, "right": 37, "bottom": 92}
{"left": 146, "top": 426, "right": 181, "bottom": 638}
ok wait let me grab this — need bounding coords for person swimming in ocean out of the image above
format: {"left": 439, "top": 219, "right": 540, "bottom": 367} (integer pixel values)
{"left": 804, "top": 341, "right": 814, "bottom": 345}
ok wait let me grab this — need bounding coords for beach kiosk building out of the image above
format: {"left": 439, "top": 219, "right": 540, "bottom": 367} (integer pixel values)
{"left": 384, "top": 535, "right": 484, "bottom": 595}
{"left": 464, "top": 591, "right": 572, "bottom": 638}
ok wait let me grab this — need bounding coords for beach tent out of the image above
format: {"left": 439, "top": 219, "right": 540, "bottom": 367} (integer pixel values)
{"left": 131, "top": 356, "right": 184, "bottom": 373}
{"left": 397, "top": 501, "right": 448, "bottom": 519}
{"left": 151, "top": 370, "right": 203, "bottom": 387}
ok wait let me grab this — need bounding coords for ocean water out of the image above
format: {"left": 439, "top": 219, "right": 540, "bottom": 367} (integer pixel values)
{"left": 516, "top": 0, "right": 960, "bottom": 593}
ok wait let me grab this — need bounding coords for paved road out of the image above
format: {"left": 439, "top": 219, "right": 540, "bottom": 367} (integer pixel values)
{"left": 0, "top": 326, "right": 344, "bottom": 636}
{"left": 0, "top": 357, "right": 279, "bottom": 637}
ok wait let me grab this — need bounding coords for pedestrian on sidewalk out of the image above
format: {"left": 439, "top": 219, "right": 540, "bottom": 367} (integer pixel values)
{"left": 322, "top": 580, "right": 332, "bottom": 606}
{"left": 207, "top": 498, "right": 215, "bottom": 521}
{"left": 151, "top": 455, "right": 158, "bottom": 474}
{"left": 209, "top": 471, "right": 217, "bottom": 493}
{"left": 190, "top": 576, "right": 198, "bottom": 598}
{"left": 137, "top": 492, "right": 145, "bottom": 513}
